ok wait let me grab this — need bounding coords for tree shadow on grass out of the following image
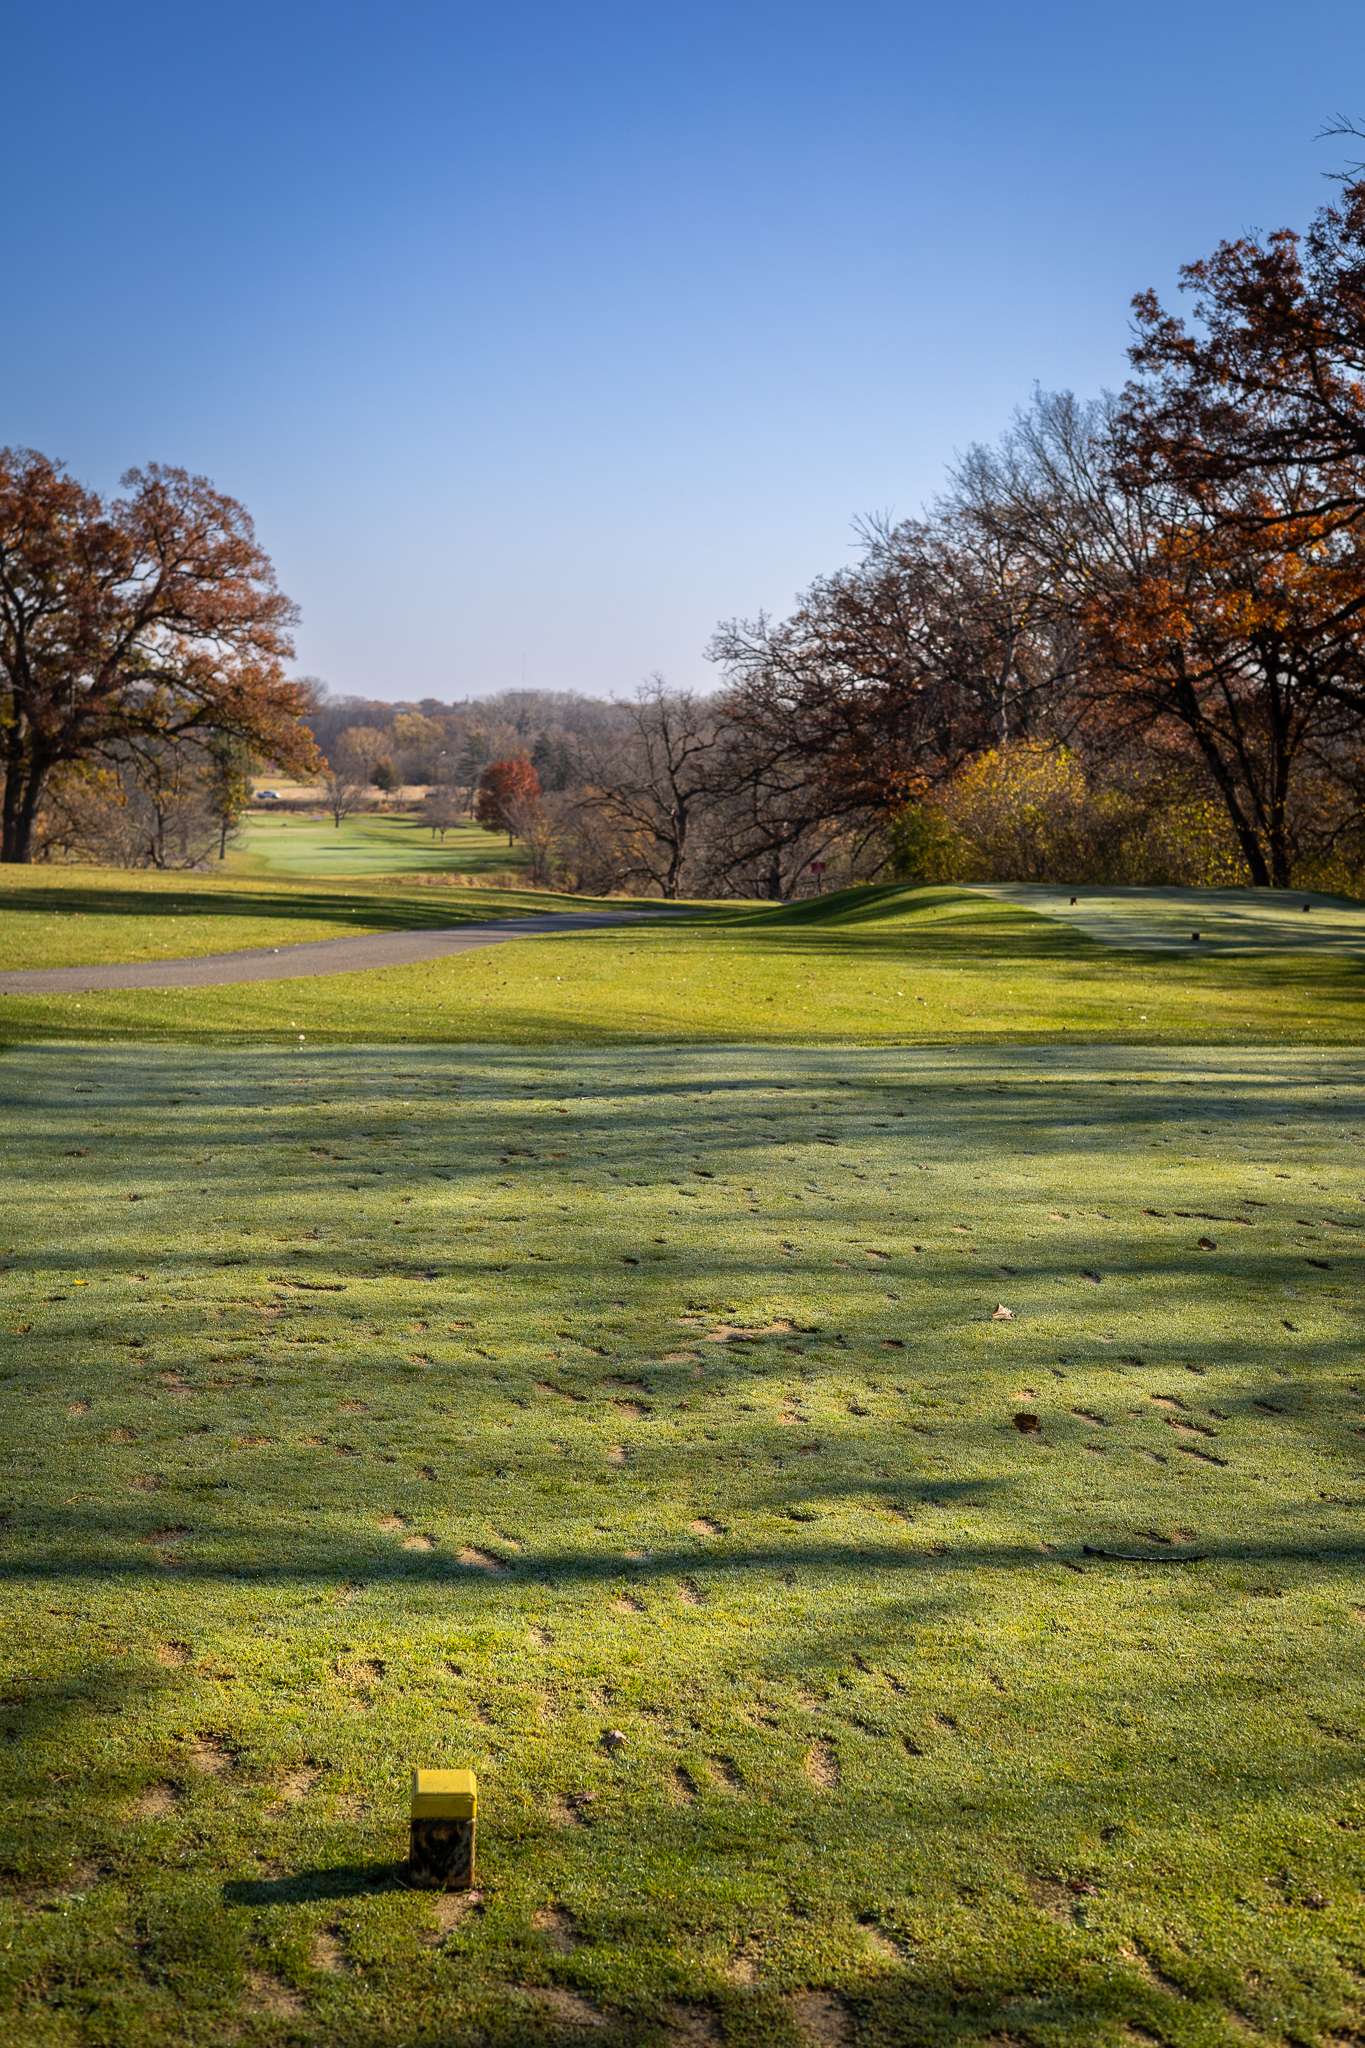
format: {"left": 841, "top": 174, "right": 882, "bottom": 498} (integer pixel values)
{"left": 0, "top": 880, "right": 596, "bottom": 938}
{"left": 3, "top": 1505, "right": 1360, "bottom": 1594}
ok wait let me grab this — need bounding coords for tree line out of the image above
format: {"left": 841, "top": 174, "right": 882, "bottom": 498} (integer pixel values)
{"left": 6, "top": 148, "right": 1365, "bottom": 888}
{"left": 342, "top": 150, "right": 1365, "bottom": 898}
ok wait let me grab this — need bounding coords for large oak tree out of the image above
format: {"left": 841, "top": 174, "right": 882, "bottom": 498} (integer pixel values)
{"left": 972, "top": 391, "right": 1365, "bottom": 889}
{"left": 0, "top": 448, "right": 317, "bottom": 861}
{"left": 1126, "top": 170, "right": 1365, "bottom": 532}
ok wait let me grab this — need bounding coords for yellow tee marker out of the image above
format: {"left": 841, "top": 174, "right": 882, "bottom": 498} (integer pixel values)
{"left": 409, "top": 1768, "right": 477, "bottom": 1889}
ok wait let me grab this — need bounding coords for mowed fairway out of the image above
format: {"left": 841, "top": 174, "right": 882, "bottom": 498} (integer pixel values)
{"left": 975, "top": 883, "right": 1365, "bottom": 956}
{"left": 1, "top": 1035, "right": 1363, "bottom": 2048}
{"left": 3, "top": 884, "right": 1362, "bottom": 1047}
{"left": 233, "top": 813, "right": 529, "bottom": 880}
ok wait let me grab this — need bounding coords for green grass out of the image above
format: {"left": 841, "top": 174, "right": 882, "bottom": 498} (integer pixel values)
{"left": 1, "top": 1043, "right": 1362, "bottom": 2047}
{"left": 5, "top": 884, "right": 1362, "bottom": 1046}
{"left": 232, "top": 812, "right": 529, "bottom": 878}
{"left": 976, "top": 882, "right": 1365, "bottom": 954}
{"left": 0, "top": 865, "right": 609, "bottom": 972}
{"left": 3, "top": 877, "right": 1364, "bottom": 2043}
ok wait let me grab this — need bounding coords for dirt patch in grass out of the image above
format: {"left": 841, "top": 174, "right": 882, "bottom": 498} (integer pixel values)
{"left": 273, "top": 1762, "right": 321, "bottom": 1806}
{"left": 533, "top": 1905, "right": 578, "bottom": 1951}
{"left": 425, "top": 1890, "right": 484, "bottom": 1943}
{"left": 669, "top": 1767, "right": 699, "bottom": 1805}
{"left": 804, "top": 1740, "right": 841, "bottom": 1791}
{"left": 458, "top": 1545, "right": 508, "bottom": 1572}
{"left": 860, "top": 1919, "right": 910, "bottom": 1965}
{"left": 311, "top": 1928, "right": 348, "bottom": 1973}
{"left": 790, "top": 1990, "right": 854, "bottom": 2045}
{"left": 189, "top": 1735, "right": 235, "bottom": 1776}
{"left": 134, "top": 1782, "right": 180, "bottom": 1819}
{"left": 246, "top": 1970, "right": 306, "bottom": 2019}
{"left": 519, "top": 1985, "right": 607, "bottom": 2028}
{"left": 664, "top": 2003, "right": 724, "bottom": 2045}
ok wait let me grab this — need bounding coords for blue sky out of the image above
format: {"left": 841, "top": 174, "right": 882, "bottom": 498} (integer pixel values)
{"left": 5, "top": 1, "right": 1361, "bottom": 700}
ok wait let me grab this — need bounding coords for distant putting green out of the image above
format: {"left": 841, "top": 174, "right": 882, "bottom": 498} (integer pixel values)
{"left": 977, "top": 882, "right": 1365, "bottom": 954}
{"left": 1, "top": 1042, "right": 1362, "bottom": 2046}
{"left": 234, "top": 811, "right": 528, "bottom": 878}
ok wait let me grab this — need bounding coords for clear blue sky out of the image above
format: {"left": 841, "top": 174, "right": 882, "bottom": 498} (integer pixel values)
{"left": 4, "top": 2, "right": 1361, "bottom": 701}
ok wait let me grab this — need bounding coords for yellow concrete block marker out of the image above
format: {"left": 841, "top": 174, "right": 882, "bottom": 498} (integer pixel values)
{"left": 409, "top": 1768, "right": 477, "bottom": 1889}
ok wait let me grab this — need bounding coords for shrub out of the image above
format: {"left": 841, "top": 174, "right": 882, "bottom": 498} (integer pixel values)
{"left": 886, "top": 802, "right": 978, "bottom": 884}
{"left": 938, "top": 743, "right": 1099, "bottom": 882}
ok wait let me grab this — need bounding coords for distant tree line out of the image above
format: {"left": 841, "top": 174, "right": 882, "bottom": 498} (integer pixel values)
{"left": 312, "top": 149, "right": 1365, "bottom": 898}
{"left": 703, "top": 147, "right": 1365, "bottom": 897}
{"left": 304, "top": 690, "right": 595, "bottom": 802}
{"left": 10, "top": 149, "right": 1365, "bottom": 890}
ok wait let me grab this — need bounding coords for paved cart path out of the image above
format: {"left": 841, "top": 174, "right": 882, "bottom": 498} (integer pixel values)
{"left": 0, "top": 907, "right": 687, "bottom": 995}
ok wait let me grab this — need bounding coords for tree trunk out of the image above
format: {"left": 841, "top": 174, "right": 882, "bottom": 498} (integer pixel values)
{"left": 1225, "top": 802, "right": 1271, "bottom": 887}
{"left": 1169, "top": 677, "right": 1271, "bottom": 886}
{"left": 1265, "top": 732, "right": 1294, "bottom": 888}
{"left": 1, "top": 758, "right": 47, "bottom": 863}
{"left": 1, "top": 757, "right": 19, "bottom": 861}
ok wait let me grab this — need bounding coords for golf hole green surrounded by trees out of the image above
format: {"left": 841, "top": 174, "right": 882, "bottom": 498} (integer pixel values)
{"left": 3, "top": 118, "right": 1365, "bottom": 2048}
{"left": 8, "top": 151, "right": 1365, "bottom": 897}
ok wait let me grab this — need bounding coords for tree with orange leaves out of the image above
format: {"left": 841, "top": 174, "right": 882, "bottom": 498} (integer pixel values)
{"left": 1126, "top": 161, "right": 1365, "bottom": 532}
{"left": 474, "top": 754, "right": 541, "bottom": 844}
{"left": 975, "top": 387, "right": 1365, "bottom": 891}
{"left": 1082, "top": 483, "right": 1365, "bottom": 886}
{"left": 0, "top": 448, "right": 318, "bottom": 862}
{"left": 1107, "top": 171, "right": 1365, "bottom": 886}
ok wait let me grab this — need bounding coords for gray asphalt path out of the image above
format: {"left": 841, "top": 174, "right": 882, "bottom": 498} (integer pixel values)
{"left": 0, "top": 908, "right": 685, "bottom": 996}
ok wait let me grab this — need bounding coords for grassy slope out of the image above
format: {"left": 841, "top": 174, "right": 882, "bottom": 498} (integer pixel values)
{"left": 232, "top": 813, "right": 529, "bottom": 878}
{"left": 1, "top": 1043, "right": 1361, "bottom": 2047}
{"left": 0, "top": 866, "right": 613, "bottom": 972}
{"left": 4, "top": 884, "right": 1361, "bottom": 1046}
{"left": 2, "top": 878, "right": 1364, "bottom": 2045}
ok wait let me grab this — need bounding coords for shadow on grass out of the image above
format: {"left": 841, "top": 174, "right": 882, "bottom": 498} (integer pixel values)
{"left": 2, "top": 1507, "right": 1360, "bottom": 1591}
{"left": 0, "top": 878, "right": 607, "bottom": 935}
{"left": 224, "top": 1862, "right": 407, "bottom": 1905}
